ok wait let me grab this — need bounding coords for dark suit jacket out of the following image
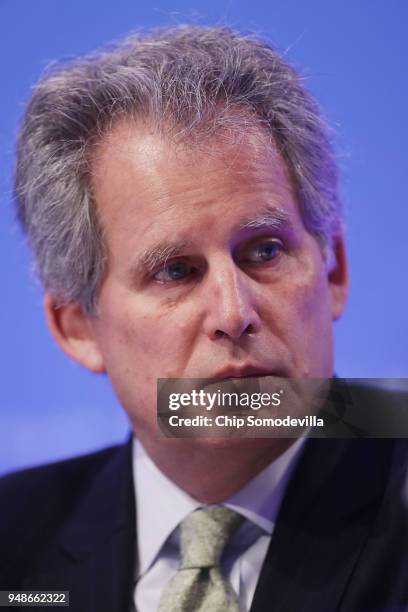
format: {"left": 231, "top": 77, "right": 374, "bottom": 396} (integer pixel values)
{"left": 1, "top": 387, "right": 408, "bottom": 611}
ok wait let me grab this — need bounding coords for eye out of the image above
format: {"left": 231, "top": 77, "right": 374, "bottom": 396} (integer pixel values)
{"left": 244, "top": 239, "right": 283, "bottom": 263}
{"left": 153, "top": 260, "right": 196, "bottom": 283}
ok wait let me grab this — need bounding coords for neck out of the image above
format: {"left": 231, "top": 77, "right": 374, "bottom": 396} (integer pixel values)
{"left": 136, "top": 434, "right": 295, "bottom": 503}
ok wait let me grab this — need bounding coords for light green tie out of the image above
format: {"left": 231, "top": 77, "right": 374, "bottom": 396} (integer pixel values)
{"left": 157, "top": 506, "right": 243, "bottom": 611}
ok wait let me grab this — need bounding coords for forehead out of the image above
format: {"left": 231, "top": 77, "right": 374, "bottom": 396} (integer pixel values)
{"left": 89, "top": 119, "right": 301, "bottom": 250}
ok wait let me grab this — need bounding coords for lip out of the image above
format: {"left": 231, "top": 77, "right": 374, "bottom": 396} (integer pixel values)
{"left": 210, "top": 365, "right": 282, "bottom": 382}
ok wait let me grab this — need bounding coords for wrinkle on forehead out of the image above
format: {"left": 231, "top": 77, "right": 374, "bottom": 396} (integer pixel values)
{"left": 88, "top": 117, "right": 299, "bottom": 270}
{"left": 88, "top": 109, "right": 284, "bottom": 179}
{"left": 90, "top": 120, "right": 292, "bottom": 207}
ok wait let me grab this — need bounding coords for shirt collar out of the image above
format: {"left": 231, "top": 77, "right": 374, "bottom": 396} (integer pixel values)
{"left": 133, "top": 436, "right": 306, "bottom": 577}
{"left": 225, "top": 436, "right": 306, "bottom": 533}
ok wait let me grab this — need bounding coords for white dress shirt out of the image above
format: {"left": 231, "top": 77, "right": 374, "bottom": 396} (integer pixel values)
{"left": 132, "top": 437, "right": 306, "bottom": 612}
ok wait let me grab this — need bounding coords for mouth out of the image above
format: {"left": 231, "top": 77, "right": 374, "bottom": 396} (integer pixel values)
{"left": 210, "top": 365, "right": 285, "bottom": 383}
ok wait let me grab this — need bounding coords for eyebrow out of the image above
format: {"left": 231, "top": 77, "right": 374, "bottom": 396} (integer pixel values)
{"left": 132, "top": 241, "right": 192, "bottom": 280}
{"left": 238, "top": 205, "right": 291, "bottom": 230}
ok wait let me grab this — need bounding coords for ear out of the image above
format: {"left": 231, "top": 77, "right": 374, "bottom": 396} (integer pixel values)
{"left": 328, "top": 234, "right": 349, "bottom": 321}
{"left": 44, "top": 293, "right": 106, "bottom": 373}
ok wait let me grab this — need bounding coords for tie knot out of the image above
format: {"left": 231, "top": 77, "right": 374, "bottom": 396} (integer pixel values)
{"left": 179, "top": 506, "right": 243, "bottom": 570}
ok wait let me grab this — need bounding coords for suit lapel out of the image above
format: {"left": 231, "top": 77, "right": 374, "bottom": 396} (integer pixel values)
{"left": 22, "top": 438, "right": 136, "bottom": 612}
{"left": 250, "top": 438, "right": 394, "bottom": 612}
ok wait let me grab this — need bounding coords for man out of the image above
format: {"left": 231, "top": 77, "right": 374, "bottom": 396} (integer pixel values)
{"left": 1, "top": 25, "right": 407, "bottom": 611}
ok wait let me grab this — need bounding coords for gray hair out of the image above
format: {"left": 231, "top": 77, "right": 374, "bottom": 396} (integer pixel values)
{"left": 14, "top": 25, "right": 342, "bottom": 314}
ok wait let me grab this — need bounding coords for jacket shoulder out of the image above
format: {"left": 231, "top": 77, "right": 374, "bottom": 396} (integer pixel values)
{"left": 0, "top": 443, "right": 129, "bottom": 582}
{"left": 0, "top": 444, "right": 122, "bottom": 512}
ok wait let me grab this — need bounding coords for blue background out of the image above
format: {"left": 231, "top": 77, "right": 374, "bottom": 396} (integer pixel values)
{"left": 1, "top": 0, "right": 407, "bottom": 475}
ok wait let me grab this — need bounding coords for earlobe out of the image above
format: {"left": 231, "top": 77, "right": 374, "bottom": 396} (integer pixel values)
{"left": 44, "top": 293, "right": 106, "bottom": 373}
{"left": 328, "top": 235, "right": 349, "bottom": 321}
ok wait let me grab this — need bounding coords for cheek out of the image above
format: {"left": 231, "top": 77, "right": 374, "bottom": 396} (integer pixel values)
{"left": 268, "top": 259, "right": 330, "bottom": 328}
{"left": 287, "top": 246, "right": 331, "bottom": 319}
{"left": 263, "top": 256, "right": 333, "bottom": 368}
{"left": 96, "top": 289, "right": 205, "bottom": 430}
{"left": 297, "top": 270, "right": 332, "bottom": 325}
{"left": 98, "top": 285, "right": 201, "bottom": 379}
{"left": 291, "top": 267, "right": 334, "bottom": 374}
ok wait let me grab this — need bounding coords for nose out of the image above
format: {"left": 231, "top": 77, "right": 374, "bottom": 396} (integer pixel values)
{"left": 203, "top": 259, "right": 261, "bottom": 341}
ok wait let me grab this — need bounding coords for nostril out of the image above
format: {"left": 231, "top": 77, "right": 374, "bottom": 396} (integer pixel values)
{"left": 214, "top": 324, "right": 254, "bottom": 339}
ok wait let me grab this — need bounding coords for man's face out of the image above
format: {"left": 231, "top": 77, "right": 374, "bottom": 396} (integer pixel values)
{"left": 81, "top": 121, "right": 347, "bottom": 445}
